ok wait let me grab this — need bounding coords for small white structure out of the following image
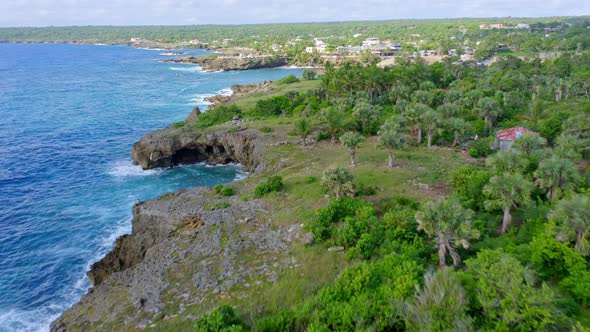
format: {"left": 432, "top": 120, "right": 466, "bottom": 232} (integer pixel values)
{"left": 363, "top": 38, "right": 380, "bottom": 46}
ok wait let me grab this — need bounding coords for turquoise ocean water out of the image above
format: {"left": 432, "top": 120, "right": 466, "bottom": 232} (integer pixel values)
{"left": 0, "top": 43, "right": 302, "bottom": 331}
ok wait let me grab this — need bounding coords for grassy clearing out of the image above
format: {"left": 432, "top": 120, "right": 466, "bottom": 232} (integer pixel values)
{"left": 231, "top": 80, "right": 321, "bottom": 111}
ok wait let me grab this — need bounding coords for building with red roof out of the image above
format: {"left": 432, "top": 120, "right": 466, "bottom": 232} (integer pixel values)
{"left": 493, "top": 127, "right": 538, "bottom": 150}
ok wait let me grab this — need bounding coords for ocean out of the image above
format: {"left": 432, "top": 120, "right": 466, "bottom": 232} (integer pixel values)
{"left": 0, "top": 43, "right": 302, "bottom": 332}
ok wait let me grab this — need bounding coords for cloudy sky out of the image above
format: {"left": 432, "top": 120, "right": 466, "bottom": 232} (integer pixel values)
{"left": 0, "top": 0, "right": 588, "bottom": 27}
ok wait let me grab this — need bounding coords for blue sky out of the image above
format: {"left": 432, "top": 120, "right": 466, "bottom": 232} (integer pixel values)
{"left": 0, "top": 0, "right": 588, "bottom": 27}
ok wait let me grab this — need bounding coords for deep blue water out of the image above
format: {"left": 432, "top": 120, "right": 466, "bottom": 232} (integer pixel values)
{"left": 0, "top": 43, "right": 302, "bottom": 331}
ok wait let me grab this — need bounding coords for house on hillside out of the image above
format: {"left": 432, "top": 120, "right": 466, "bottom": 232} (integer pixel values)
{"left": 492, "top": 127, "right": 538, "bottom": 151}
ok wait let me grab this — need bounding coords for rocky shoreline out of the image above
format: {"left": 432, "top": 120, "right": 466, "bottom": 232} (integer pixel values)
{"left": 50, "top": 83, "right": 310, "bottom": 331}
{"left": 163, "top": 54, "right": 289, "bottom": 72}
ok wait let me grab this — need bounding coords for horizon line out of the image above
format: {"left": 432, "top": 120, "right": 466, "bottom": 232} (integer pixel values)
{"left": 1, "top": 14, "right": 589, "bottom": 29}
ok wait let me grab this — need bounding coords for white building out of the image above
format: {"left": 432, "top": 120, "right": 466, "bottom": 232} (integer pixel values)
{"left": 363, "top": 38, "right": 380, "bottom": 46}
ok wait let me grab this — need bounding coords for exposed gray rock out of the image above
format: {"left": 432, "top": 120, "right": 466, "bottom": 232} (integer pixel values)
{"left": 131, "top": 127, "right": 264, "bottom": 172}
{"left": 51, "top": 186, "right": 294, "bottom": 331}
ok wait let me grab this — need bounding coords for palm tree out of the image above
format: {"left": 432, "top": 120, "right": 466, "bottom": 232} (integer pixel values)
{"left": 321, "top": 107, "right": 348, "bottom": 143}
{"left": 555, "top": 134, "right": 582, "bottom": 160}
{"left": 485, "top": 150, "right": 527, "bottom": 174}
{"left": 549, "top": 195, "right": 590, "bottom": 256}
{"left": 421, "top": 110, "right": 443, "bottom": 148}
{"left": 437, "top": 103, "right": 460, "bottom": 118}
{"left": 294, "top": 118, "right": 313, "bottom": 146}
{"left": 415, "top": 198, "right": 479, "bottom": 267}
{"left": 403, "top": 103, "right": 430, "bottom": 145}
{"left": 511, "top": 134, "right": 547, "bottom": 157}
{"left": 477, "top": 97, "right": 502, "bottom": 130}
{"left": 378, "top": 128, "right": 406, "bottom": 168}
{"left": 352, "top": 99, "right": 381, "bottom": 135}
{"left": 533, "top": 156, "right": 579, "bottom": 201}
{"left": 321, "top": 167, "right": 354, "bottom": 199}
{"left": 404, "top": 269, "right": 472, "bottom": 331}
{"left": 483, "top": 173, "right": 533, "bottom": 234}
{"left": 447, "top": 117, "right": 471, "bottom": 146}
{"left": 339, "top": 132, "right": 364, "bottom": 167}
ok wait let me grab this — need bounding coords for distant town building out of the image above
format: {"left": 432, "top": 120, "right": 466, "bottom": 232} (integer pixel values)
{"left": 480, "top": 23, "right": 506, "bottom": 29}
{"left": 363, "top": 38, "right": 380, "bottom": 46}
{"left": 493, "top": 127, "right": 538, "bottom": 150}
{"left": 353, "top": 33, "right": 363, "bottom": 38}
{"left": 516, "top": 23, "right": 530, "bottom": 29}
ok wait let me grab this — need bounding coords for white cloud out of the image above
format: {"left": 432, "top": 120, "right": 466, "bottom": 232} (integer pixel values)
{"left": 0, "top": 0, "right": 588, "bottom": 27}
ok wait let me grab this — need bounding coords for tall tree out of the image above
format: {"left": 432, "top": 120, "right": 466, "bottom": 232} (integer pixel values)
{"left": 421, "top": 110, "right": 443, "bottom": 148}
{"left": 485, "top": 150, "right": 528, "bottom": 174}
{"left": 415, "top": 198, "right": 479, "bottom": 267}
{"left": 321, "top": 167, "right": 354, "bottom": 199}
{"left": 320, "top": 107, "right": 348, "bottom": 143}
{"left": 339, "top": 132, "right": 364, "bottom": 167}
{"left": 378, "top": 128, "right": 406, "bottom": 168}
{"left": 483, "top": 173, "right": 533, "bottom": 234}
{"left": 533, "top": 156, "right": 579, "bottom": 201}
{"left": 447, "top": 117, "right": 471, "bottom": 146}
{"left": 549, "top": 195, "right": 590, "bottom": 256}
{"left": 352, "top": 99, "right": 382, "bottom": 135}
{"left": 477, "top": 97, "right": 502, "bottom": 130}
{"left": 406, "top": 103, "right": 432, "bottom": 145}
{"left": 404, "top": 269, "right": 472, "bottom": 331}
{"left": 511, "top": 134, "right": 547, "bottom": 157}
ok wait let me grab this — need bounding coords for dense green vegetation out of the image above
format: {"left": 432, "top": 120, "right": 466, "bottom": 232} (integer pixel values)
{"left": 183, "top": 47, "right": 590, "bottom": 331}
{"left": 2, "top": 16, "right": 590, "bottom": 60}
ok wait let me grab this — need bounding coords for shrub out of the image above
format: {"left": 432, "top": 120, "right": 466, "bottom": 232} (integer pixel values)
{"left": 254, "top": 176, "right": 284, "bottom": 197}
{"left": 172, "top": 121, "right": 185, "bottom": 128}
{"left": 194, "top": 305, "right": 246, "bottom": 332}
{"left": 449, "top": 164, "right": 492, "bottom": 210}
{"left": 259, "top": 126, "right": 273, "bottom": 133}
{"left": 276, "top": 74, "right": 300, "bottom": 85}
{"left": 306, "top": 198, "right": 372, "bottom": 242}
{"left": 215, "top": 202, "right": 231, "bottom": 209}
{"left": 354, "top": 183, "right": 377, "bottom": 196}
{"left": 213, "top": 184, "right": 235, "bottom": 196}
{"left": 302, "top": 68, "right": 317, "bottom": 80}
{"left": 196, "top": 105, "right": 242, "bottom": 128}
{"left": 468, "top": 137, "right": 494, "bottom": 158}
{"left": 253, "top": 96, "right": 291, "bottom": 117}
{"left": 304, "top": 176, "right": 318, "bottom": 184}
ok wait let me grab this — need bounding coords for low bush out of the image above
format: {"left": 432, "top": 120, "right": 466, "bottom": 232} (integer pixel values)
{"left": 252, "top": 96, "right": 291, "bottom": 117}
{"left": 254, "top": 176, "right": 284, "bottom": 197}
{"left": 304, "top": 176, "right": 318, "bottom": 184}
{"left": 193, "top": 305, "right": 246, "bottom": 332}
{"left": 195, "top": 105, "right": 242, "bottom": 128}
{"left": 468, "top": 136, "right": 494, "bottom": 158}
{"left": 305, "top": 198, "right": 372, "bottom": 242}
{"left": 213, "top": 184, "right": 235, "bottom": 196}
{"left": 259, "top": 126, "right": 273, "bottom": 133}
{"left": 276, "top": 74, "right": 300, "bottom": 85}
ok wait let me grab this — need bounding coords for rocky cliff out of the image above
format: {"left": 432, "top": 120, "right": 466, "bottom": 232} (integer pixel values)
{"left": 131, "top": 126, "right": 264, "bottom": 172}
{"left": 51, "top": 122, "right": 310, "bottom": 331}
{"left": 51, "top": 184, "right": 306, "bottom": 331}
{"left": 164, "top": 55, "right": 288, "bottom": 71}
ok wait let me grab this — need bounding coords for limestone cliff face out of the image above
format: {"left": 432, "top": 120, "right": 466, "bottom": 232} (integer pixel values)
{"left": 51, "top": 185, "right": 302, "bottom": 331}
{"left": 164, "top": 55, "right": 288, "bottom": 71}
{"left": 131, "top": 127, "right": 264, "bottom": 172}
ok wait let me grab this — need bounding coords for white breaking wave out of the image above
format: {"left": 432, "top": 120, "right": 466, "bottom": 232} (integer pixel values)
{"left": 107, "top": 159, "right": 161, "bottom": 177}
{"left": 169, "top": 65, "right": 203, "bottom": 73}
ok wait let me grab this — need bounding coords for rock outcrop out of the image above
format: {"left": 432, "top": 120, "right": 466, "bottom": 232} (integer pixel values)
{"left": 164, "top": 55, "right": 289, "bottom": 72}
{"left": 131, "top": 127, "right": 264, "bottom": 172}
{"left": 205, "top": 81, "right": 273, "bottom": 109}
{"left": 51, "top": 185, "right": 304, "bottom": 331}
